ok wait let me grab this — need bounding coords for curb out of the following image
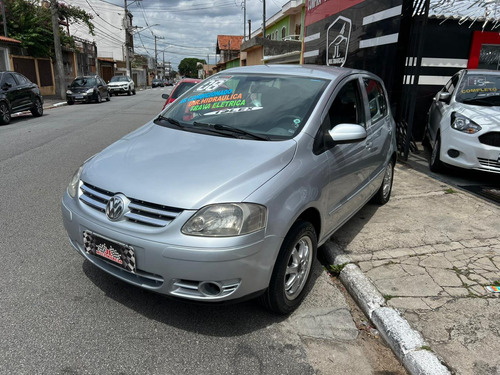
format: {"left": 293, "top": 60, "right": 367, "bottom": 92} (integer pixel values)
{"left": 334, "top": 259, "right": 451, "bottom": 375}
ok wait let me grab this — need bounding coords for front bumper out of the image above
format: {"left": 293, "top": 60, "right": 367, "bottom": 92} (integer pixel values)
{"left": 440, "top": 127, "right": 500, "bottom": 173}
{"left": 109, "top": 86, "right": 129, "bottom": 93}
{"left": 61, "top": 192, "right": 280, "bottom": 302}
{"left": 67, "top": 92, "right": 95, "bottom": 103}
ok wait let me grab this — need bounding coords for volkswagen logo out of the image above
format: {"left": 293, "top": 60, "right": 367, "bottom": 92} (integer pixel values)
{"left": 106, "top": 195, "right": 126, "bottom": 221}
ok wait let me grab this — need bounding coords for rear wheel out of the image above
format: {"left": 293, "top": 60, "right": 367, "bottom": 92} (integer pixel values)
{"left": 67, "top": 100, "right": 74, "bottom": 105}
{"left": 0, "top": 102, "right": 11, "bottom": 124}
{"left": 260, "top": 220, "right": 317, "bottom": 315}
{"left": 31, "top": 97, "right": 43, "bottom": 117}
{"left": 371, "top": 160, "right": 394, "bottom": 205}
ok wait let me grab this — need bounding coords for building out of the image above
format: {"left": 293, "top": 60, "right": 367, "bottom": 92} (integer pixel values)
{"left": 241, "top": 0, "right": 304, "bottom": 66}
{"left": 215, "top": 35, "right": 243, "bottom": 71}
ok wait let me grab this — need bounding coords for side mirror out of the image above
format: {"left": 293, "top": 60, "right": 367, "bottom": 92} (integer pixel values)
{"left": 162, "top": 94, "right": 169, "bottom": 100}
{"left": 328, "top": 124, "right": 367, "bottom": 144}
{"left": 438, "top": 92, "right": 451, "bottom": 103}
{"left": 2, "top": 82, "right": 12, "bottom": 90}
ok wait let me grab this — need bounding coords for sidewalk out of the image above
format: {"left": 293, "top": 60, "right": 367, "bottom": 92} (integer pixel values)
{"left": 327, "top": 159, "right": 500, "bottom": 375}
{"left": 42, "top": 96, "right": 67, "bottom": 109}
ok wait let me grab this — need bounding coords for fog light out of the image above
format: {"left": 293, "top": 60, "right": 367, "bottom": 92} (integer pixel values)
{"left": 199, "top": 281, "right": 222, "bottom": 296}
{"left": 447, "top": 149, "right": 460, "bottom": 158}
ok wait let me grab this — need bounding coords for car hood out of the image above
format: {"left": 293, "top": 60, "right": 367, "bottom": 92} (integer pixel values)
{"left": 81, "top": 123, "right": 297, "bottom": 209}
{"left": 108, "top": 82, "right": 128, "bottom": 87}
{"left": 457, "top": 104, "right": 500, "bottom": 127}
{"left": 70, "top": 86, "right": 93, "bottom": 93}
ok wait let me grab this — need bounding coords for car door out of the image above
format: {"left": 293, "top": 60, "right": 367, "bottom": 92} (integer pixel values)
{"left": 1, "top": 73, "right": 22, "bottom": 112}
{"left": 316, "top": 75, "right": 371, "bottom": 234}
{"left": 361, "top": 76, "right": 393, "bottom": 183}
{"left": 12, "top": 73, "right": 34, "bottom": 111}
{"left": 97, "top": 76, "right": 107, "bottom": 98}
{"left": 428, "top": 72, "right": 461, "bottom": 143}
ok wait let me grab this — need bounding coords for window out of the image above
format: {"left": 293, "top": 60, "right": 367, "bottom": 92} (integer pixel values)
{"left": 328, "top": 79, "right": 365, "bottom": 129}
{"left": 444, "top": 73, "right": 459, "bottom": 95}
{"left": 363, "top": 78, "right": 387, "bottom": 123}
{"left": 282, "top": 27, "right": 286, "bottom": 40}
{"left": 14, "top": 73, "right": 29, "bottom": 85}
{"left": 3, "top": 73, "right": 18, "bottom": 87}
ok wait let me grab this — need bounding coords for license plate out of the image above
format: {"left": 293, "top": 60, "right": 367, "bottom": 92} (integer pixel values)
{"left": 83, "top": 231, "right": 136, "bottom": 272}
{"left": 75, "top": 95, "right": 83, "bottom": 99}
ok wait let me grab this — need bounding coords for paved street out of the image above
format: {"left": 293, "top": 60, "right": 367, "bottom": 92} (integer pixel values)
{"left": 0, "top": 88, "right": 404, "bottom": 375}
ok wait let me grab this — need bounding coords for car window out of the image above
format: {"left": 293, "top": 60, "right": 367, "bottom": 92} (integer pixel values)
{"left": 14, "top": 73, "right": 29, "bottom": 85}
{"left": 3, "top": 73, "right": 18, "bottom": 87}
{"left": 444, "top": 73, "right": 459, "bottom": 95}
{"left": 455, "top": 73, "right": 500, "bottom": 105}
{"left": 327, "top": 79, "right": 365, "bottom": 129}
{"left": 71, "top": 78, "right": 96, "bottom": 87}
{"left": 171, "top": 82, "right": 197, "bottom": 100}
{"left": 160, "top": 73, "right": 329, "bottom": 140}
{"left": 363, "top": 78, "right": 387, "bottom": 123}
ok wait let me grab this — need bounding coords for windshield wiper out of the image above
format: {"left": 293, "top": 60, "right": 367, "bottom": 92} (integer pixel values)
{"left": 154, "top": 115, "right": 184, "bottom": 128}
{"left": 192, "top": 121, "right": 269, "bottom": 140}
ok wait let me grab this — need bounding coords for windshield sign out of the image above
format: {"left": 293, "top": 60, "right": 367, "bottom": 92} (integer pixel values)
{"left": 157, "top": 73, "right": 328, "bottom": 140}
{"left": 456, "top": 74, "right": 500, "bottom": 106}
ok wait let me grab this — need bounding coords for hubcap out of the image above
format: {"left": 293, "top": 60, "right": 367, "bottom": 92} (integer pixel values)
{"left": 382, "top": 164, "right": 393, "bottom": 199}
{"left": 284, "top": 236, "right": 313, "bottom": 300}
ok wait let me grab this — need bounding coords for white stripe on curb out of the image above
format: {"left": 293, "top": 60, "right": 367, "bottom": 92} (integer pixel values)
{"left": 338, "top": 262, "right": 451, "bottom": 375}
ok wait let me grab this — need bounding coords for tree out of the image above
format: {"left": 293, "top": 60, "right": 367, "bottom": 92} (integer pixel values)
{"left": 178, "top": 58, "right": 206, "bottom": 78}
{"left": 5, "top": 0, "right": 94, "bottom": 57}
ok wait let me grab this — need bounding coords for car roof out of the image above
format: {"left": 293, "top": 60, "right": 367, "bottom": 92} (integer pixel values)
{"left": 220, "top": 64, "right": 367, "bottom": 81}
{"left": 464, "top": 69, "right": 500, "bottom": 75}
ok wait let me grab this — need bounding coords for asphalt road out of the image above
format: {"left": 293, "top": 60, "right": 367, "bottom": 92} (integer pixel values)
{"left": 0, "top": 88, "right": 405, "bottom": 375}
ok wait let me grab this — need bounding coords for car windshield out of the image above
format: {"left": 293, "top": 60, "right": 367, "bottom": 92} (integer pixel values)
{"left": 171, "top": 82, "right": 197, "bottom": 100}
{"left": 456, "top": 73, "right": 500, "bottom": 106}
{"left": 71, "top": 78, "right": 96, "bottom": 87}
{"left": 110, "top": 76, "right": 128, "bottom": 82}
{"left": 156, "top": 73, "right": 328, "bottom": 140}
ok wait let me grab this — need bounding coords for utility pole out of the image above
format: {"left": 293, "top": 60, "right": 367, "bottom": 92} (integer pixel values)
{"left": 124, "top": 0, "right": 131, "bottom": 77}
{"left": 50, "top": 0, "right": 65, "bottom": 99}
{"left": 162, "top": 51, "right": 165, "bottom": 79}
{"left": 1, "top": 0, "right": 7, "bottom": 37}
{"left": 243, "top": 0, "right": 246, "bottom": 40}
{"left": 262, "top": 0, "right": 266, "bottom": 38}
{"left": 154, "top": 35, "right": 164, "bottom": 78}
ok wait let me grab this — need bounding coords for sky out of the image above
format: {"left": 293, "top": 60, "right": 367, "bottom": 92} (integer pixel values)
{"left": 101, "top": 0, "right": 284, "bottom": 71}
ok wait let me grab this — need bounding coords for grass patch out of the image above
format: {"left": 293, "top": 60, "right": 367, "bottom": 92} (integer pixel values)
{"left": 383, "top": 295, "right": 395, "bottom": 301}
{"left": 326, "top": 263, "right": 347, "bottom": 276}
{"left": 444, "top": 188, "right": 458, "bottom": 194}
{"left": 420, "top": 345, "right": 432, "bottom": 351}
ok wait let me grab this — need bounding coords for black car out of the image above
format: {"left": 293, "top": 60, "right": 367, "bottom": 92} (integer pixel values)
{"left": 0, "top": 71, "right": 44, "bottom": 125}
{"left": 152, "top": 78, "right": 164, "bottom": 88}
{"left": 66, "top": 75, "right": 110, "bottom": 105}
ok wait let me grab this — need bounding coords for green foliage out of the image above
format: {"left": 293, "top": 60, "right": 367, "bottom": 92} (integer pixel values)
{"left": 178, "top": 58, "right": 206, "bottom": 78}
{"left": 5, "top": 0, "right": 94, "bottom": 57}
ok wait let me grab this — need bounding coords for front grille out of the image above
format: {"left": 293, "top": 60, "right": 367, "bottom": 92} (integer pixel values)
{"left": 477, "top": 158, "right": 500, "bottom": 170}
{"left": 79, "top": 182, "right": 183, "bottom": 227}
{"left": 479, "top": 132, "right": 500, "bottom": 147}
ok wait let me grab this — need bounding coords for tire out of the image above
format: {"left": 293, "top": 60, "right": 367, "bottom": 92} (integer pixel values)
{"left": 0, "top": 102, "right": 11, "bottom": 125}
{"left": 371, "top": 160, "right": 394, "bottom": 205}
{"left": 31, "top": 97, "right": 43, "bottom": 117}
{"left": 106, "top": 91, "right": 110, "bottom": 101}
{"left": 96, "top": 92, "right": 102, "bottom": 103}
{"left": 67, "top": 100, "right": 74, "bottom": 105}
{"left": 109, "top": 92, "right": 113, "bottom": 97}
{"left": 260, "top": 220, "right": 317, "bottom": 315}
{"left": 132, "top": 88, "right": 136, "bottom": 95}
{"left": 127, "top": 88, "right": 131, "bottom": 96}
{"left": 429, "top": 134, "right": 444, "bottom": 173}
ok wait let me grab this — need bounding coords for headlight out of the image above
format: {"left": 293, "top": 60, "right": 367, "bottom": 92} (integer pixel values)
{"left": 451, "top": 113, "right": 482, "bottom": 134}
{"left": 66, "top": 90, "right": 72, "bottom": 94}
{"left": 182, "top": 203, "right": 267, "bottom": 237}
{"left": 86, "top": 88, "right": 94, "bottom": 94}
{"left": 67, "top": 165, "right": 83, "bottom": 198}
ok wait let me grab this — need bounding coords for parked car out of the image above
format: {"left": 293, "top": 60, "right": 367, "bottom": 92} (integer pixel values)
{"left": 62, "top": 65, "right": 397, "bottom": 314}
{"left": 66, "top": 75, "right": 110, "bottom": 105}
{"left": 426, "top": 69, "right": 500, "bottom": 173}
{"left": 108, "top": 75, "right": 135, "bottom": 96}
{"left": 0, "top": 71, "right": 44, "bottom": 125}
{"left": 152, "top": 78, "right": 164, "bottom": 88}
{"left": 162, "top": 78, "right": 202, "bottom": 109}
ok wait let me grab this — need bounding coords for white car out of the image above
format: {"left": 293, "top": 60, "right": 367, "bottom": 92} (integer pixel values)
{"left": 426, "top": 69, "right": 500, "bottom": 173}
{"left": 108, "top": 75, "right": 135, "bottom": 96}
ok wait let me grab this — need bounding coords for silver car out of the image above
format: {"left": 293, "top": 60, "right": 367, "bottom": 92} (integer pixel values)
{"left": 426, "top": 69, "right": 500, "bottom": 173}
{"left": 61, "top": 65, "right": 397, "bottom": 314}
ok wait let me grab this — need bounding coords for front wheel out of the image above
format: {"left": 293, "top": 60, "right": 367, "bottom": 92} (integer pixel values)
{"left": 429, "top": 135, "right": 444, "bottom": 173}
{"left": 260, "top": 220, "right": 317, "bottom": 315}
{"left": 371, "top": 160, "right": 394, "bottom": 205}
{"left": 106, "top": 91, "right": 110, "bottom": 101}
{"left": 96, "top": 92, "right": 102, "bottom": 103}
